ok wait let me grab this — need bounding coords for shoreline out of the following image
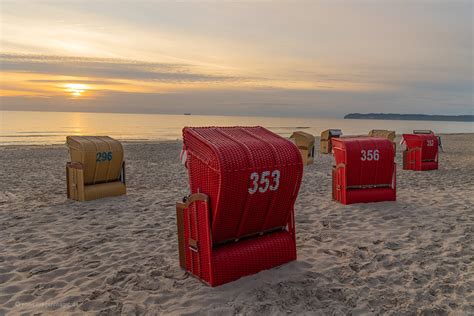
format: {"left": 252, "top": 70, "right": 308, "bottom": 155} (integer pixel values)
{"left": 1, "top": 132, "right": 473, "bottom": 148}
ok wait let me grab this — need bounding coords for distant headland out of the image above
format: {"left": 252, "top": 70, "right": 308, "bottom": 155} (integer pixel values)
{"left": 344, "top": 113, "right": 474, "bottom": 122}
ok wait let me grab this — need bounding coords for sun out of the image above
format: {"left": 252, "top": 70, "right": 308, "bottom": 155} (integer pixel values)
{"left": 64, "top": 83, "right": 89, "bottom": 97}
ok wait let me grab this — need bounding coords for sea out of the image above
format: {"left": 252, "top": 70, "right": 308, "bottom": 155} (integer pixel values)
{"left": 1, "top": 110, "right": 472, "bottom": 145}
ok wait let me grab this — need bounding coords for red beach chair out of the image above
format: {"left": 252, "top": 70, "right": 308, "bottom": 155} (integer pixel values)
{"left": 332, "top": 137, "right": 396, "bottom": 204}
{"left": 176, "top": 126, "right": 303, "bottom": 286}
{"left": 402, "top": 130, "right": 439, "bottom": 171}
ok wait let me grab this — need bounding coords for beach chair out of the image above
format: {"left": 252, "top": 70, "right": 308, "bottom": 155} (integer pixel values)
{"left": 289, "top": 131, "right": 315, "bottom": 165}
{"left": 368, "top": 129, "right": 396, "bottom": 152}
{"left": 177, "top": 126, "right": 303, "bottom": 286}
{"left": 401, "top": 130, "right": 438, "bottom": 171}
{"left": 320, "top": 129, "right": 342, "bottom": 154}
{"left": 66, "top": 136, "right": 126, "bottom": 201}
{"left": 332, "top": 137, "right": 396, "bottom": 204}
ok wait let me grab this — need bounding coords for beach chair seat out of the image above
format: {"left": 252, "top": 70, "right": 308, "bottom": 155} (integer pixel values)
{"left": 66, "top": 136, "right": 126, "bottom": 201}
{"left": 332, "top": 137, "right": 396, "bottom": 204}
{"left": 402, "top": 130, "right": 438, "bottom": 171}
{"left": 177, "top": 126, "right": 303, "bottom": 286}
{"left": 289, "top": 131, "right": 315, "bottom": 165}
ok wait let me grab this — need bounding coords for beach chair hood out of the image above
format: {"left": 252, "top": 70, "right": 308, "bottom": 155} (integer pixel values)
{"left": 182, "top": 126, "right": 303, "bottom": 244}
{"left": 66, "top": 136, "right": 124, "bottom": 185}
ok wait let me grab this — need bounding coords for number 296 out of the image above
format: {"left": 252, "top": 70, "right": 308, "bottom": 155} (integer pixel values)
{"left": 96, "top": 151, "right": 112, "bottom": 162}
{"left": 248, "top": 170, "right": 280, "bottom": 194}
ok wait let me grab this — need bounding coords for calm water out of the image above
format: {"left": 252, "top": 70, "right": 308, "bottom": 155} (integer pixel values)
{"left": 1, "top": 111, "right": 472, "bottom": 145}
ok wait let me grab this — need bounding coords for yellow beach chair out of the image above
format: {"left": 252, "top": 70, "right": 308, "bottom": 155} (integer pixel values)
{"left": 290, "top": 131, "right": 315, "bottom": 165}
{"left": 368, "top": 129, "right": 396, "bottom": 152}
{"left": 66, "top": 136, "right": 126, "bottom": 201}
{"left": 320, "top": 129, "right": 342, "bottom": 154}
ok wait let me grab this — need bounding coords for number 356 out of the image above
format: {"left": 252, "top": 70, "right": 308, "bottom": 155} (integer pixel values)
{"left": 248, "top": 170, "right": 280, "bottom": 194}
{"left": 361, "top": 149, "right": 380, "bottom": 161}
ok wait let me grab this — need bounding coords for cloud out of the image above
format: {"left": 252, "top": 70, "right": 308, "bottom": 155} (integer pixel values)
{"left": 26, "top": 79, "right": 123, "bottom": 85}
{"left": 0, "top": 0, "right": 471, "bottom": 116}
{"left": 2, "top": 87, "right": 472, "bottom": 117}
{"left": 3, "top": 52, "right": 391, "bottom": 94}
{"left": 0, "top": 53, "right": 238, "bottom": 83}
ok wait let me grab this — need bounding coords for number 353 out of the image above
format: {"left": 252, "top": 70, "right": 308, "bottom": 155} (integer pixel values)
{"left": 248, "top": 170, "right": 280, "bottom": 194}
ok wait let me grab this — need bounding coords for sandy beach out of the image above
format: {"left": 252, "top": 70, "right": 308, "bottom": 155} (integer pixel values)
{"left": 1, "top": 133, "right": 473, "bottom": 315}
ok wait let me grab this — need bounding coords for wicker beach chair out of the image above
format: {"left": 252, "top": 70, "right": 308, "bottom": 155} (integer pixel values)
{"left": 176, "top": 126, "right": 303, "bottom": 286}
{"left": 66, "top": 136, "right": 126, "bottom": 201}
{"left": 289, "top": 131, "right": 315, "bottom": 165}
{"left": 320, "top": 129, "right": 342, "bottom": 154}
{"left": 332, "top": 137, "right": 396, "bottom": 204}
{"left": 402, "top": 130, "right": 439, "bottom": 171}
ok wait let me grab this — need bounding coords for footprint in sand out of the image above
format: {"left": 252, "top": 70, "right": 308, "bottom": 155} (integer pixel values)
{"left": 319, "top": 249, "right": 346, "bottom": 257}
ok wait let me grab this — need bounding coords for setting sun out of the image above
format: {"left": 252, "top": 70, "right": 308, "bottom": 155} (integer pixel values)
{"left": 64, "top": 83, "right": 88, "bottom": 97}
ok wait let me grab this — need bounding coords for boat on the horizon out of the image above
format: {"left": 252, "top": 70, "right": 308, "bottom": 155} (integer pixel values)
{"left": 183, "top": 113, "right": 191, "bottom": 115}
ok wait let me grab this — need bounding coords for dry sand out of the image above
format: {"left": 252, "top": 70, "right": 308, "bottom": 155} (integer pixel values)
{"left": 0, "top": 133, "right": 473, "bottom": 315}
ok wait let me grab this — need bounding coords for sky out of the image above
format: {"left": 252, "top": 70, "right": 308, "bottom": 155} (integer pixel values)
{"left": 0, "top": 0, "right": 472, "bottom": 117}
